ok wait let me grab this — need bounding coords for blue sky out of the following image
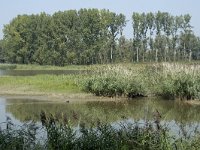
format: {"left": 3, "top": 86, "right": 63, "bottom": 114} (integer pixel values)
{"left": 0, "top": 0, "right": 200, "bottom": 39}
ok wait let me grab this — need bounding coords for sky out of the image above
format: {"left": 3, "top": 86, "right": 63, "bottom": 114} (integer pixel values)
{"left": 0, "top": 0, "right": 200, "bottom": 39}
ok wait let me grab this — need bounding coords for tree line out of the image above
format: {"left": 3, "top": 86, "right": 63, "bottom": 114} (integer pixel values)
{"left": 132, "top": 11, "right": 200, "bottom": 62}
{"left": 0, "top": 9, "right": 200, "bottom": 65}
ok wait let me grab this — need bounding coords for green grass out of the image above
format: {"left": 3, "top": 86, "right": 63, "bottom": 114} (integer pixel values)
{"left": 0, "top": 74, "right": 82, "bottom": 95}
{"left": 1, "top": 62, "right": 200, "bottom": 100}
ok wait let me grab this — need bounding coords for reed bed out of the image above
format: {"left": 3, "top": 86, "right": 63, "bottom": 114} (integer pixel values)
{"left": 80, "top": 63, "right": 200, "bottom": 100}
{"left": 151, "top": 63, "right": 200, "bottom": 100}
{"left": 80, "top": 64, "right": 148, "bottom": 98}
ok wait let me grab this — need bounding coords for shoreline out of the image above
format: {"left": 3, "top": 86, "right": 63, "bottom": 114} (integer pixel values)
{"left": 1, "top": 89, "right": 200, "bottom": 104}
{"left": 0, "top": 92, "right": 125, "bottom": 103}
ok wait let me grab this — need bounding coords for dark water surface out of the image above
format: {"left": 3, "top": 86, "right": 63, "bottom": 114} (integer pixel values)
{"left": 1, "top": 96, "right": 200, "bottom": 133}
{"left": 0, "top": 69, "right": 87, "bottom": 76}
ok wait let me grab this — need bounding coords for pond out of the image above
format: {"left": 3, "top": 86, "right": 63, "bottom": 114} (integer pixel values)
{"left": 0, "top": 69, "right": 87, "bottom": 76}
{"left": 1, "top": 96, "right": 200, "bottom": 135}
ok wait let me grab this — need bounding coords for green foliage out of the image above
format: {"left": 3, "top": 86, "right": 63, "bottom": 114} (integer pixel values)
{"left": 0, "top": 117, "right": 42, "bottom": 150}
{"left": 132, "top": 12, "right": 200, "bottom": 62}
{"left": 2, "top": 9, "right": 200, "bottom": 65}
{"left": 1, "top": 114, "right": 200, "bottom": 150}
{"left": 147, "top": 63, "right": 200, "bottom": 100}
{"left": 80, "top": 65, "right": 147, "bottom": 98}
{"left": 2, "top": 9, "right": 126, "bottom": 65}
{"left": 80, "top": 63, "right": 200, "bottom": 100}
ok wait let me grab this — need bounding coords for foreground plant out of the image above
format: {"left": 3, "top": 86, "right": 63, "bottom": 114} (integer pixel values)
{"left": 40, "top": 111, "right": 200, "bottom": 150}
{"left": 1, "top": 111, "right": 200, "bottom": 150}
{"left": 0, "top": 117, "right": 42, "bottom": 150}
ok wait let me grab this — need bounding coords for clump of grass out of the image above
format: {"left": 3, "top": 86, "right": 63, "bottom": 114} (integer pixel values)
{"left": 150, "top": 63, "right": 200, "bottom": 100}
{"left": 80, "top": 65, "right": 148, "bottom": 98}
{"left": 81, "top": 63, "right": 200, "bottom": 100}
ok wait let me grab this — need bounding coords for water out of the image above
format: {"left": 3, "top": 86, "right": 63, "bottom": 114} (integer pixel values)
{"left": 0, "top": 69, "right": 87, "bottom": 76}
{"left": 1, "top": 96, "right": 200, "bottom": 133}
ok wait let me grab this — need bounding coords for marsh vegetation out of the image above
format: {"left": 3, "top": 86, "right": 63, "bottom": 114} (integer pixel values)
{"left": 1, "top": 111, "right": 200, "bottom": 150}
{"left": 80, "top": 63, "right": 200, "bottom": 100}
{"left": 0, "top": 7, "right": 200, "bottom": 149}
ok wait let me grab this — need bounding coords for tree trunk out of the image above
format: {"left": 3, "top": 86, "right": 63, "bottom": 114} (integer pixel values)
{"left": 189, "top": 49, "right": 192, "bottom": 62}
{"left": 136, "top": 47, "right": 139, "bottom": 62}
{"left": 110, "top": 45, "right": 113, "bottom": 63}
{"left": 155, "top": 49, "right": 158, "bottom": 62}
{"left": 173, "top": 49, "right": 176, "bottom": 62}
{"left": 183, "top": 42, "right": 186, "bottom": 61}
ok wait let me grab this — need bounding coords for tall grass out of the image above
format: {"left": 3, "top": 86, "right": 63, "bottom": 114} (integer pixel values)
{"left": 0, "top": 117, "right": 42, "bottom": 150}
{"left": 1, "top": 112, "right": 200, "bottom": 150}
{"left": 80, "top": 65, "right": 148, "bottom": 98}
{"left": 149, "top": 63, "right": 200, "bottom": 100}
{"left": 80, "top": 63, "right": 200, "bottom": 100}
{"left": 1, "top": 62, "right": 200, "bottom": 100}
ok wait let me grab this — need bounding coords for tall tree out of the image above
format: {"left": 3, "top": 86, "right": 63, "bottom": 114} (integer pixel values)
{"left": 132, "top": 12, "right": 141, "bottom": 62}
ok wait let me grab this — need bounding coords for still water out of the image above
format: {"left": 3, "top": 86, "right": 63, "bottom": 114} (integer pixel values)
{"left": 0, "top": 69, "right": 87, "bottom": 76}
{"left": 1, "top": 96, "right": 200, "bottom": 134}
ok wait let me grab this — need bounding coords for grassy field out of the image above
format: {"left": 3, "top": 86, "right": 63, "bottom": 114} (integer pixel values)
{"left": 0, "top": 74, "right": 87, "bottom": 99}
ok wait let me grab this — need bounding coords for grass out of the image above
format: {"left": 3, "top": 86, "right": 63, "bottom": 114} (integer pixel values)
{"left": 0, "top": 74, "right": 83, "bottom": 96}
{"left": 80, "top": 62, "right": 200, "bottom": 100}
{"left": 149, "top": 63, "right": 200, "bottom": 100}
{"left": 79, "top": 64, "right": 148, "bottom": 98}
{"left": 1, "top": 62, "right": 200, "bottom": 100}
{"left": 1, "top": 113, "right": 200, "bottom": 150}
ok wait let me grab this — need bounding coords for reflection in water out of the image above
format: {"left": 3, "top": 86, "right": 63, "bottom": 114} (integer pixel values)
{"left": 4, "top": 97, "right": 200, "bottom": 127}
{"left": 0, "top": 69, "right": 88, "bottom": 76}
{"left": 1, "top": 97, "right": 200, "bottom": 136}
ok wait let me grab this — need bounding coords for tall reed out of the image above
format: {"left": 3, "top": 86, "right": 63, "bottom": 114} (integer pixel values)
{"left": 80, "top": 63, "right": 200, "bottom": 100}
{"left": 1, "top": 112, "right": 200, "bottom": 149}
{"left": 80, "top": 65, "right": 148, "bottom": 98}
